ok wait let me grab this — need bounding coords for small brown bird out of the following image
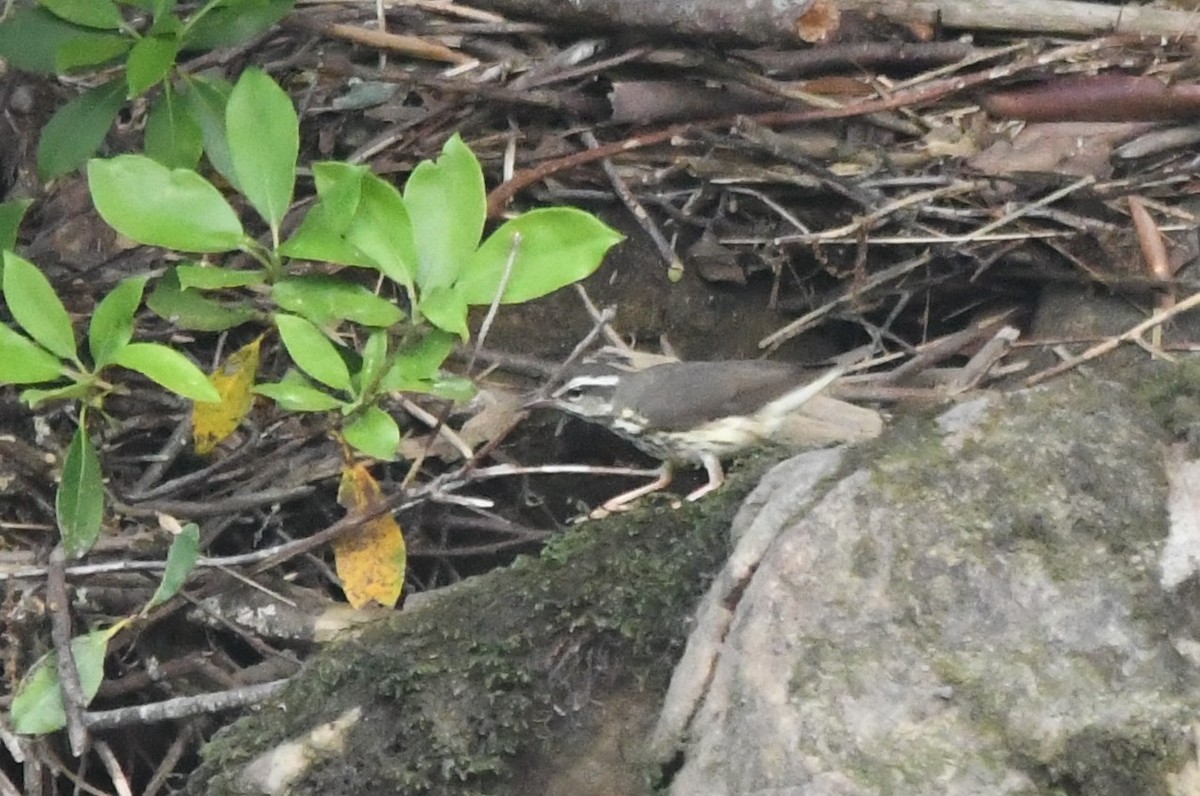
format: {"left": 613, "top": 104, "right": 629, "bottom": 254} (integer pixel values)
{"left": 531, "top": 351, "right": 877, "bottom": 512}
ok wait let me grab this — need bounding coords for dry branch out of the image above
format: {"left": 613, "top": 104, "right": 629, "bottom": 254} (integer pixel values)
{"left": 463, "top": 0, "right": 1200, "bottom": 43}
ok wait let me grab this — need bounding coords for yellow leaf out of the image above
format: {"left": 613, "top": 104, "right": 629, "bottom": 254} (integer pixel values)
{"left": 193, "top": 335, "right": 263, "bottom": 454}
{"left": 335, "top": 463, "right": 406, "bottom": 609}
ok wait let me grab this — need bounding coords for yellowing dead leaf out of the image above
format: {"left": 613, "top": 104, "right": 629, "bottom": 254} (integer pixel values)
{"left": 335, "top": 463, "right": 406, "bottom": 609}
{"left": 194, "top": 335, "right": 263, "bottom": 454}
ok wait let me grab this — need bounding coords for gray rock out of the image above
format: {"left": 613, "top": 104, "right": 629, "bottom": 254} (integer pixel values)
{"left": 652, "top": 379, "right": 1200, "bottom": 796}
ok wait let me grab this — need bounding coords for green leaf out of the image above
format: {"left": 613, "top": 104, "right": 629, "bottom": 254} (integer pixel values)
{"left": 37, "top": 79, "right": 126, "bottom": 180}
{"left": 277, "top": 206, "right": 377, "bottom": 269}
{"left": 0, "top": 199, "right": 33, "bottom": 252}
{"left": 379, "top": 330, "right": 455, "bottom": 390}
{"left": 343, "top": 406, "right": 399, "bottom": 461}
{"left": 54, "top": 32, "right": 130, "bottom": 71}
{"left": 357, "top": 329, "right": 388, "bottom": 394}
{"left": 147, "top": 4, "right": 182, "bottom": 34}
{"left": 112, "top": 342, "right": 220, "bottom": 401}
{"left": 253, "top": 371, "right": 343, "bottom": 412}
{"left": 10, "top": 627, "right": 113, "bottom": 735}
{"left": 146, "top": 269, "right": 256, "bottom": 331}
{"left": 226, "top": 68, "right": 297, "bottom": 237}
{"left": 175, "top": 264, "right": 264, "bottom": 290}
{"left": 125, "top": 34, "right": 179, "bottom": 98}
{"left": 182, "top": 0, "right": 293, "bottom": 50}
{"left": 87, "top": 155, "right": 244, "bottom": 252}
{"left": 273, "top": 313, "right": 351, "bottom": 392}
{"left": 272, "top": 276, "right": 404, "bottom": 328}
{"left": 2, "top": 252, "right": 77, "bottom": 361}
{"left": 277, "top": 163, "right": 374, "bottom": 264}
{"left": 58, "top": 420, "right": 104, "bottom": 558}
{"left": 88, "top": 275, "right": 148, "bottom": 368}
{"left": 404, "top": 133, "right": 485, "bottom": 292}
{"left": 180, "top": 75, "right": 237, "bottom": 188}
{"left": 144, "top": 89, "right": 204, "bottom": 169}
{"left": 20, "top": 382, "right": 89, "bottom": 407}
{"left": 0, "top": 326, "right": 65, "bottom": 384}
{"left": 144, "top": 523, "right": 199, "bottom": 612}
{"left": 423, "top": 374, "right": 476, "bottom": 402}
{"left": 311, "top": 161, "right": 367, "bottom": 229}
{"left": 0, "top": 7, "right": 92, "bottom": 74}
{"left": 40, "top": 0, "right": 124, "bottom": 29}
{"left": 457, "top": 208, "right": 623, "bottom": 304}
{"left": 344, "top": 174, "right": 417, "bottom": 291}
{"left": 416, "top": 285, "right": 468, "bottom": 339}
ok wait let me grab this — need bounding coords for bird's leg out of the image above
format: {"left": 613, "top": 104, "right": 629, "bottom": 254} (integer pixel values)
{"left": 594, "top": 462, "right": 675, "bottom": 517}
{"left": 683, "top": 453, "right": 725, "bottom": 502}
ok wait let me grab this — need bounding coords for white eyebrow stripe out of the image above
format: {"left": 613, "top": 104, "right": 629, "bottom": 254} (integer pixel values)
{"left": 551, "top": 374, "right": 621, "bottom": 397}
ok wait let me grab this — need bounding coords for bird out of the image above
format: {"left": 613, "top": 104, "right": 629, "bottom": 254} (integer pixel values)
{"left": 528, "top": 350, "right": 878, "bottom": 513}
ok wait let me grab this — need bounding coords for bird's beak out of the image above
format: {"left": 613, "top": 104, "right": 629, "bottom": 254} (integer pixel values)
{"left": 523, "top": 395, "right": 557, "bottom": 411}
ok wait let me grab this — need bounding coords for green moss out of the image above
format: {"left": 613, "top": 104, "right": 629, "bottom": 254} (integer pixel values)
{"left": 187, "top": 457, "right": 782, "bottom": 796}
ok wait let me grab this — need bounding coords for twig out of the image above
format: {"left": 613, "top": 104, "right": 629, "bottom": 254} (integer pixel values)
{"left": 47, "top": 545, "right": 89, "bottom": 756}
{"left": 83, "top": 680, "right": 289, "bottom": 731}
{"left": 1024, "top": 289, "right": 1200, "bottom": 386}
{"left": 963, "top": 175, "right": 1096, "bottom": 241}
{"left": 93, "top": 741, "right": 133, "bottom": 796}
{"left": 281, "top": 15, "right": 473, "bottom": 64}
{"left": 141, "top": 722, "right": 196, "bottom": 796}
{"left": 573, "top": 285, "right": 625, "bottom": 349}
{"left": 399, "top": 398, "right": 475, "bottom": 461}
{"left": 486, "top": 37, "right": 1130, "bottom": 215}
{"left": 112, "top": 486, "right": 315, "bottom": 518}
{"left": 758, "top": 251, "right": 933, "bottom": 351}
{"left": 469, "top": 232, "right": 521, "bottom": 373}
{"left": 581, "top": 130, "right": 684, "bottom": 280}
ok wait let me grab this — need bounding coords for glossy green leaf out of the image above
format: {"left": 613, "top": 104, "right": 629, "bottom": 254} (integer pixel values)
{"left": 343, "top": 406, "right": 399, "bottom": 461}
{"left": 226, "top": 68, "right": 297, "bottom": 237}
{"left": 253, "top": 371, "right": 343, "bottom": 412}
{"left": 112, "top": 342, "right": 220, "bottom": 402}
{"left": 53, "top": 31, "right": 129, "bottom": 72}
{"left": 2, "top": 252, "right": 77, "bottom": 361}
{"left": 37, "top": 79, "right": 125, "bottom": 180}
{"left": 88, "top": 155, "right": 244, "bottom": 252}
{"left": 274, "top": 313, "right": 351, "bottom": 392}
{"left": 88, "top": 275, "right": 148, "bottom": 368}
{"left": 181, "top": 75, "right": 237, "bottom": 188}
{"left": 404, "top": 133, "right": 485, "bottom": 292}
{"left": 146, "top": 269, "right": 257, "bottom": 331}
{"left": 457, "top": 208, "right": 623, "bottom": 305}
{"left": 40, "top": 0, "right": 124, "bottom": 29}
{"left": 175, "top": 264, "right": 263, "bottom": 290}
{"left": 10, "top": 627, "right": 113, "bottom": 734}
{"left": 182, "top": 0, "right": 293, "bottom": 50}
{"left": 344, "top": 174, "right": 417, "bottom": 291}
{"left": 125, "top": 34, "right": 179, "bottom": 98}
{"left": 144, "top": 523, "right": 199, "bottom": 611}
{"left": 0, "top": 7, "right": 92, "bottom": 74}
{"left": 58, "top": 420, "right": 104, "bottom": 558}
{"left": 0, "top": 326, "right": 65, "bottom": 384}
{"left": 0, "top": 199, "right": 32, "bottom": 253}
{"left": 272, "top": 276, "right": 403, "bottom": 328}
{"left": 144, "top": 89, "right": 204, "bottom": 169}
{"left": 416, "top": 285, "right": 468, "bottom": 339}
